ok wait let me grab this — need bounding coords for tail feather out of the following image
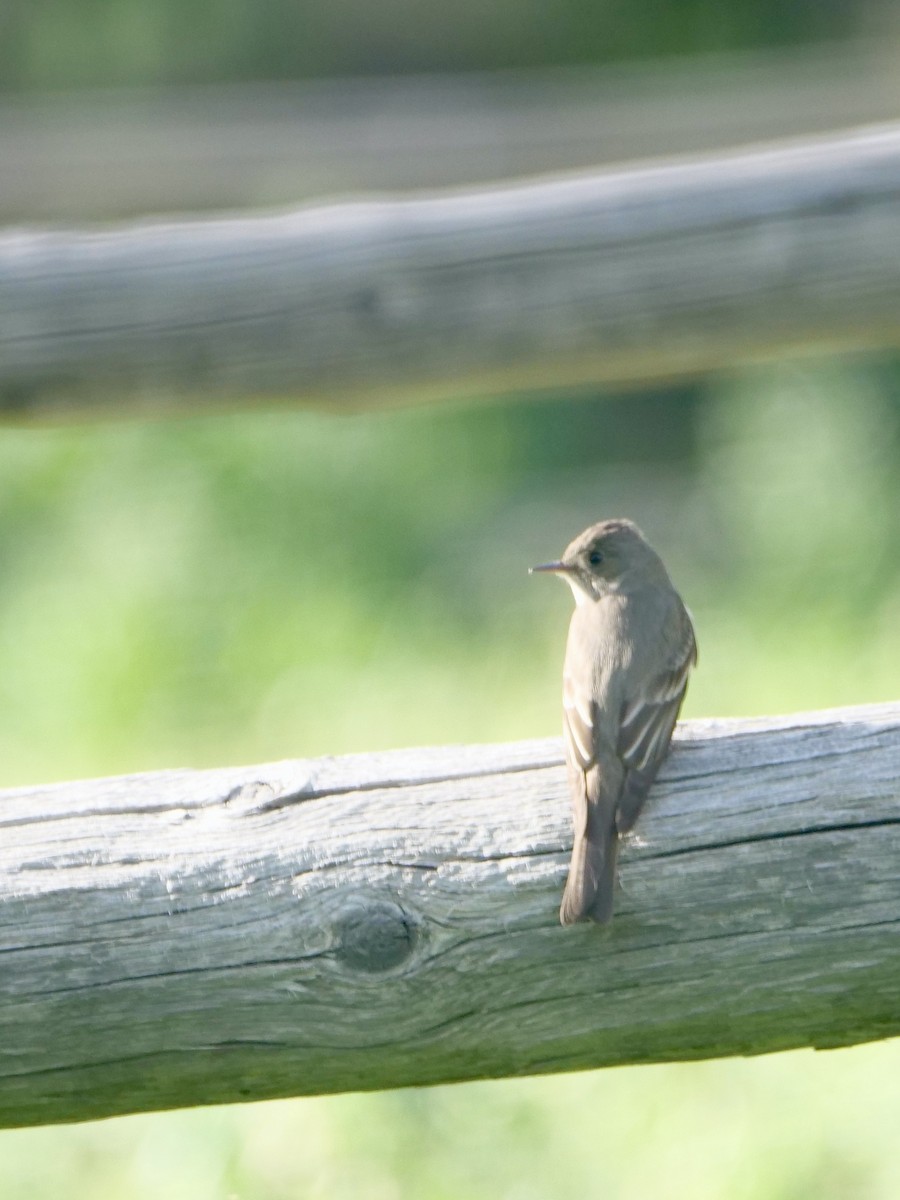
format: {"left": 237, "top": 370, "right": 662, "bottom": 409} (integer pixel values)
{"left": 559, "top": 824, "right": 618, "bottom": 925}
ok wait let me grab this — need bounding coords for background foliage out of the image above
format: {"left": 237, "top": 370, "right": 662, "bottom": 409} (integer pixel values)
{"left": 1, "top": 0, "right": 899, "bottom": 1196}
{"left": 0, "top": 365, "right": 898, "bottom": 788}
{"left": 0, "top": 0, "right": 862, "bottom": 92}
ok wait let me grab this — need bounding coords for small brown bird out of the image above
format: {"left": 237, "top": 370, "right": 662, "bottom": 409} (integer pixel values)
{"left": 531, "top": 519, "right": 696, "bottom": 925}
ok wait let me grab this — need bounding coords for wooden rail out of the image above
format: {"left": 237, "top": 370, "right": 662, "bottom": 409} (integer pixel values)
{"left": 3, "top": 123, "right": 900, "bottom": 419}
{"left": 1, "top": 702, "right": 898, "bottom": 1128}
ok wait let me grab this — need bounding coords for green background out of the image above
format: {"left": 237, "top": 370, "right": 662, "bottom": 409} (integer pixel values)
{"left": 1, "top": 0, "right": 900, "bottom": 1195}
{"left": 1, "top": 367, "right": 899, "bottom": 1198}
{"left": 0, "top": 0, "right": 859, "bottom": 92}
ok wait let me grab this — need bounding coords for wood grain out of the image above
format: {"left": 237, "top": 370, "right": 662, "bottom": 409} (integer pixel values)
{"left": 1, "top": 703, "right": 898, "bottom": 1127}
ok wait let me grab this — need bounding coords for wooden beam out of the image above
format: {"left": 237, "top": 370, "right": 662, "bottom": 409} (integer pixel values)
{"left": 4, "top": 123, "right": 900, "bottom": 419}
{"left": 1, "top": 703, "right": 898, "bottom": 1128}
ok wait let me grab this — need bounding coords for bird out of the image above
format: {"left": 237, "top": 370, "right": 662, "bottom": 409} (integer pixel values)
{"left": 531, "top": 518, "right": 696, "bottom": 925}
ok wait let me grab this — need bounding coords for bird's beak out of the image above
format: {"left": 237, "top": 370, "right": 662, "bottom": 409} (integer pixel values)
{"left": 529, "top": 560, "right": 571, "bottom": 575}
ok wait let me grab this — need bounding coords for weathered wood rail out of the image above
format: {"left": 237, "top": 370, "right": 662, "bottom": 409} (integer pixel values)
{"left": 1, "top": 702, "right": 898, "bottom": 1128}
{"left": 4, "top": 123, "right": 900, "bottom": 419}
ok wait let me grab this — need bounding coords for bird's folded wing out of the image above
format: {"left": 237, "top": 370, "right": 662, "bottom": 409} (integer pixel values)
{"left": 615, "top": 621, "right": 697, "bottom": 834}
{"left": 562, "top": 670, "right": 595, "bottom": 774}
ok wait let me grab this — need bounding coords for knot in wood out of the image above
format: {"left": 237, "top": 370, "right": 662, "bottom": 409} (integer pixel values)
{"left": 334, "top": 898, "right": 418, "bottom": 973}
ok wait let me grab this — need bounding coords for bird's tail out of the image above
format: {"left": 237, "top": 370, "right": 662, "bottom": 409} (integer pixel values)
{"left": 559, "top": 816, "right": 618, "bottom": 926}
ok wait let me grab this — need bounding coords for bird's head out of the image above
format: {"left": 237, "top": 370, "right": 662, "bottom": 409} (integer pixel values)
{"left": 530, "top": 518, "right": 665, "bottom": 604}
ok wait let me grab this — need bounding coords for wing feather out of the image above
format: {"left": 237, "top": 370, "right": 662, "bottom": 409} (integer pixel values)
{"left": 562, "top": 670, "right": 594, "bottom": 773}
{"left": 615, "top": 612, "right": 697, "bottom": 835}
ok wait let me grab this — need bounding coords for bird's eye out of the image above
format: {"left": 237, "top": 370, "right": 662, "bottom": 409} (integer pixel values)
{"left": 589, "top": 550, "right": 603, "bottom": 566}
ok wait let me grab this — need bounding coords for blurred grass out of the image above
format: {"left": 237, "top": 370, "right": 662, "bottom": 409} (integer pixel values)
{"left": 4, "top": 1043, "right": 900, "bottom": 1199}
{"left": 0, "top": 0, "right": 859, "bottom": 92}
{"left": 0, "top": 358, "right": 898, "bottom": 1195}
{"left": 0, "top": 361, "right": 896, "bottom": 784}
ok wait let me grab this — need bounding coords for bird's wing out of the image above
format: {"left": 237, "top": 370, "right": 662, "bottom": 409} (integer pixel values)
{"left": 562, "top": 666, "right": 598, "bottom": 845}
{"left": 561, "top": 666, "right": 620, "bottom": 924}
{"left": 615, "top": 612, "right": 697, "bottom": 835}
{"left": 562, "top": 668, "right": 596, "bottom": 776}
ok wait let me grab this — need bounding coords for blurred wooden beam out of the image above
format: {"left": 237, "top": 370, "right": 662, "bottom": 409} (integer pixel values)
{"left": 1, "top": 703, "right": 898, "bottom": 1128}
{"left": 3, "top": 41, "right": 900, "bottom": 223}
{"left": 3, "top": 123, "right": 900, "bottom": 419}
